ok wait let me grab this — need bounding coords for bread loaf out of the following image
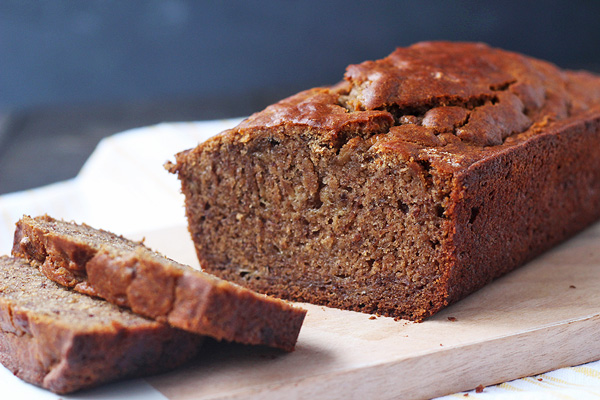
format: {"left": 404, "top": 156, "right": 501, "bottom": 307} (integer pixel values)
{"left": 0, "top": 255, "right": 203, "bottom": 394}
{"left": 13, "top": 215, "right": 305, "bottom": 351}
{"left": 168, "top": 42, "right": 600, "bottom": 321}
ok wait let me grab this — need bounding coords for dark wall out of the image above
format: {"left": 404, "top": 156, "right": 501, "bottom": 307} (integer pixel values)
{"left": 2, "top": 0, "right": 600, "bottom": 112}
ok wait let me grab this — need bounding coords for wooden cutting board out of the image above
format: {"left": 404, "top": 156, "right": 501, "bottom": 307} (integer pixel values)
{"left": 129, "top": 220, "right": 600, "bottom": 400}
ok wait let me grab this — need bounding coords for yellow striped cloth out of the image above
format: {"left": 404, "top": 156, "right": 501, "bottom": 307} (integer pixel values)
{"left": 441, "top": 361, "right": 600, "bottom": 399}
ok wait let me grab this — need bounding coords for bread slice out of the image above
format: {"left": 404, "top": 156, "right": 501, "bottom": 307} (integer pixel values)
{"left": 167, "top": 41, "right": 600, "bottom": 321}
{"left": 12, "top": 215, "right": 305, "bottom": 351}
{"left": 0, "top": 255, "right": 203, "bottom": 394}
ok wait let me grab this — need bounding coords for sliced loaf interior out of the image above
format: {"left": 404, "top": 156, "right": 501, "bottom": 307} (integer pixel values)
{"left": 0, "top": 255, "right": 203, "bottom": 394}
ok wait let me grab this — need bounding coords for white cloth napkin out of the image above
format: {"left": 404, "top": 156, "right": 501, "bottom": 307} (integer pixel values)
{"left": 0, "top": 119, "right": 241, "bottom": 255}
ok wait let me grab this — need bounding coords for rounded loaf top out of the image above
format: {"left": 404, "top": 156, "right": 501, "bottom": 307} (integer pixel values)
{"left": 236, "top": 41, "right": 600, "bottom": 149}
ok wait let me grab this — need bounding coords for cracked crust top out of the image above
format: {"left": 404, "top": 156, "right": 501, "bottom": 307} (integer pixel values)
{"left": 230, "top": 41, "right": 600, "bottom": 166}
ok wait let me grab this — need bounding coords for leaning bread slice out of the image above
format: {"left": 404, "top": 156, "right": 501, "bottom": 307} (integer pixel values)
{"left": 12, "top": 215, "right": 306, "bottom": 351}
{"left": 0, "top": 255, "right": 203, "bottom": 394}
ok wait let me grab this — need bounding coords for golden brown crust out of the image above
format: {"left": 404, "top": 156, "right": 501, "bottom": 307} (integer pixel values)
{"left": 235, "top": 41, "right": 600, "bottom": 152}
{"left": 12, "top": 215, "right": 306, "bottom": 351}
{"left": 169, "top": 42, "right": 600, "bottom": 321}
{"left": 0, "top": 256, "right": 203, "bottom": 394}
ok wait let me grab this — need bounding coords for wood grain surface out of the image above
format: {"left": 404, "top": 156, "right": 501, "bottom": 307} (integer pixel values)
{"left": 132, "top": 220, "right": 600, "bottom": 400}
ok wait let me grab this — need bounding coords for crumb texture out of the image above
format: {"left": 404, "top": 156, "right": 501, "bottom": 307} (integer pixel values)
{"left": 0, "top": 255, "right": 203, "bottom": 394}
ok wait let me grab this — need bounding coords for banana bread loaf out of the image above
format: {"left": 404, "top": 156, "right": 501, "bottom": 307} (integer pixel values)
{"left": 13, "top": 215, "right": 305, "bottom": 351}
{"left": 0, "top": 255, "right": 203, "bottom": 394}
{"left": 167, "top": 41, "right": 600, "bottom": 321}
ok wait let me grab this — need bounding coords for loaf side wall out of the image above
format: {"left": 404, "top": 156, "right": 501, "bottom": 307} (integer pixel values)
{"left": 444, "top": 114, "right": 600, "bottom": 304}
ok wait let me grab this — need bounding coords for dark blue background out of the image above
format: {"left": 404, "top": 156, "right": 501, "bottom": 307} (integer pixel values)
{"left": 3, "top": 1, "right": 599, "bottom": 110}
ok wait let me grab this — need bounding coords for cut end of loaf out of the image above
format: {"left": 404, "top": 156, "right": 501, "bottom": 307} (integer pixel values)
{"left": 173, "top": 126, "right": 457, "bottom": 321}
